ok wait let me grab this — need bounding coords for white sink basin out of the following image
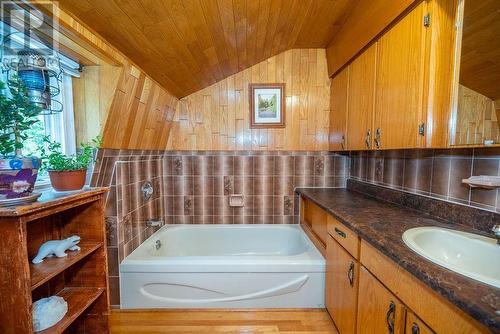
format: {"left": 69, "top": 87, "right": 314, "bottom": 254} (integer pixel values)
{"left": 402, "top": 227, "right": 500, "bottom": 288}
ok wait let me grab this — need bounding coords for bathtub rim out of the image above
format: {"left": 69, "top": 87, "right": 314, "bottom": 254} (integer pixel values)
{"left": 120, "top": 224, "right": 325, "bottom": 273}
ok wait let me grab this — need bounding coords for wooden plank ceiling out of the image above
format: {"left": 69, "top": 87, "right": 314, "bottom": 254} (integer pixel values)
{"left": 58, "top": 0, "right": 354, "bottom": 98}
{"left": 460, "top": 0, "right": 500, "bottom": 100}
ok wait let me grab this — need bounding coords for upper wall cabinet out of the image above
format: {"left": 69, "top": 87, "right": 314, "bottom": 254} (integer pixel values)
{"left": 449, "top": 0, "right": 500, "bottom": 147}
{"left": 328, "top": 0, "right": 459, "bottom": 150}
{"left": 374, "top": 1, "right": 427, "bottom": 149}
{"left": 329, "top": 68, "right": 349, "bottom": 151}
{"left": 347, "top": 43, "right": 377, "bottom": 150}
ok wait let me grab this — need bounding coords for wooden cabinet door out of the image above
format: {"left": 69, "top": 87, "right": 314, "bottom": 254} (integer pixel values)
{"left": 357, "top": 266, "right": 406, "bottom": 334}
{"left": 329, "top": 67, "right": 349, "bottom": 151}
{"left": 405, "top": 311, "right": 434, "bottom": 334}
{"left": 374, "top": 1, "right": 427, "bottom": 149}
{"left": 347, "top": 42, "right": 377, "bottom": 150}
{"left": 303, "top": 200, "right": 327, "bottom": 246}
{"left": 326, "top": 235, "right": 359, "bottom": 334}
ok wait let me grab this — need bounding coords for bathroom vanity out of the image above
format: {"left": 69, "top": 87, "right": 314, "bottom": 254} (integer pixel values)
{"left": 0, "top": 188, "right": 109, "bottom": 334}
{"left": 298, "top": 183, "right": 499, "bottom": 333}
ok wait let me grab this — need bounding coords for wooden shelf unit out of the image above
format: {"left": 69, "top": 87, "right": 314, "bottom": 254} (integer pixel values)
{"left": 31, "top": 243, "right": 103, "bottom": 290}
{"left": 38, "top": 287, "right": 105, "bottom": 334}
{"left": 0, "top": 188, "right": 109, "bottom": 334}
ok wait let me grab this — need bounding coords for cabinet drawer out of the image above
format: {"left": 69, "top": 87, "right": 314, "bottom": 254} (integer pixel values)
{"left": 327, "top": 215, "right": 360, "bottom": 259}
{"left": 405, "top": 311, "right": 434, "bottom": 334}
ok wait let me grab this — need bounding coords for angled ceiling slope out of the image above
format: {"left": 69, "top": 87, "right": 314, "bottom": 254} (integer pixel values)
{"left": 58, "top": 0, "right": 355, "bottom": 98}
{"left": 460, "top": 0, "right": 500, "bottom": 100}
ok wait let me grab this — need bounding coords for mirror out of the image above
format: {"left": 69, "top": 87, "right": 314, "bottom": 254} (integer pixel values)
{"left": 451, "top": 0, "right": 500, "bottom": 146}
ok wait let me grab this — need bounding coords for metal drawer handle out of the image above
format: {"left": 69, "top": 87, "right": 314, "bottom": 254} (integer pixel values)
{"left": 386, "top": 301, "right": 396, "bottom": 334}
{"left": 334, "top": 227, "right": 346, "bottom": 238}
{"left": 366, "top": 129, "right": 372, "bottom": 149}
{"left": 412, "top": 323, "right": 420, "bottom": 334}
{"left": 347, "top": 261, "right": 355, "bottom": 287}
{"left": 375, "top": 128, "right": 381, "bottom": 148}
{"left": 341, "top": 135, "right": 346, "bottom": 150}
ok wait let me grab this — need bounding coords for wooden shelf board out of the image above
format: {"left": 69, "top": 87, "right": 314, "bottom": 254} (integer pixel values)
{"left": 37, "top": 287, "right": 104, "bottom": 334}
{"left": 30, "top": 243, "right": 103, "bottom": 290}
{"left": 0, "top": 187, "right": 108, "bottom": 218}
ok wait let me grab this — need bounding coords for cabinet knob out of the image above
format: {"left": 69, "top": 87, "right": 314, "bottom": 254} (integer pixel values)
{"left": 375, "top": 128, "right": 382, "bottom": 148}
{"left": 366, "top": 129, "right": 372, "bottom": 149}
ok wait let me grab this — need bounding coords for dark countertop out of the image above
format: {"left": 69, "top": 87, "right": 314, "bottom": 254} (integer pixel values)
{"left": 296, "top": 187, "right": 500, "bottom": 332}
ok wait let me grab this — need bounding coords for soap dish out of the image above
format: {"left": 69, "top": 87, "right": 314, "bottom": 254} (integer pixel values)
{"left": 229, "top": 194, "right": 244, "bottom": 207}
{"left": 462, "top": 176, "right": 500, "bottom": 189}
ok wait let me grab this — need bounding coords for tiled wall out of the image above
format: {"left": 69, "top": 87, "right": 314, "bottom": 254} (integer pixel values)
{"left": 92, "top": 149, "right": 349, "bottom": 306}
{"left": 350, "top": 148, "right": 500, "bottom": 213}
{"left": 347, "top": 179, "right": 500, "bottom": 234}
{"left": 92, "top": 149, "right": 167, "bottom": 307}
{"left": 93, "top": 145, "right": 500, "bottom": 307}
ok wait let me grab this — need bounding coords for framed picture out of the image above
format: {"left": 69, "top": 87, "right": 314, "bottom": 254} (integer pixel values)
{"left": 249, "top": 83, "right": 285, "bottom": 128}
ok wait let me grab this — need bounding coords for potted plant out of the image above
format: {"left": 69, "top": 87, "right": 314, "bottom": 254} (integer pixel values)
{"left": 39, "top": 136, "right": 101, "bottom": 191}
{"left": 0, "top": 77, "right": 43, "bottom": 199}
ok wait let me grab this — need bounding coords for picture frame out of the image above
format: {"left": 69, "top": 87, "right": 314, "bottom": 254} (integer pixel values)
{"left": 249, "top": 83, "right": 285, "bottom": 128}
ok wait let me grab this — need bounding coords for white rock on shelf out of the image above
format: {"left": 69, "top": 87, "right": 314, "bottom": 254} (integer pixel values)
{"left": 32, "top": 296, "right": 68, "bottom": 332}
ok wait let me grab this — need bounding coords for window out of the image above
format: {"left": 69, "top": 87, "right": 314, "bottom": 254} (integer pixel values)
{"left": 1, "top": 19, "right": 80, "bottom": 185}
{"left": 22, "top": 72, "right": 77, "bottom": 157}
{"left": 22, "top": 72, "right": 77, "bottom": 187}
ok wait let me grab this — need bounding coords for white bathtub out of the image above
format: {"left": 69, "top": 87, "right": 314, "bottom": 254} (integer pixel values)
{"left": 120, "top": 224, "right": 325, "bottom": 309}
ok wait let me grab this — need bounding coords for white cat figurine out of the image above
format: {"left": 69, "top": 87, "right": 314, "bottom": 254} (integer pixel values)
{"left": 32, "top": 236, "right": 81, "bottom": 264}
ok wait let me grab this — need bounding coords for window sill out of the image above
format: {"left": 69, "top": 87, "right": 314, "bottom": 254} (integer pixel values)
{"left": 34, "top": 179, "right": 53, "bottom": 192}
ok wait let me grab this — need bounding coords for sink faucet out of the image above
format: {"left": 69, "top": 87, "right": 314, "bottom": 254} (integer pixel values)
{"left": 493, "top": 225, "right": 500, "bottom": 244}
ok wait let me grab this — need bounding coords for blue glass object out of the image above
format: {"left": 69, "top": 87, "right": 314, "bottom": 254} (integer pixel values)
{"left": 17, "top": 69, "right": 46, "bottom": 91}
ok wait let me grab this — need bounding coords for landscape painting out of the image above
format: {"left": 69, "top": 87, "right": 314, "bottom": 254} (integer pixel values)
{"left": 249, "top": 83, "right": 285, "bottom": 128}
{"left": 258, "top": 93, "right": 278, "bottom": 118}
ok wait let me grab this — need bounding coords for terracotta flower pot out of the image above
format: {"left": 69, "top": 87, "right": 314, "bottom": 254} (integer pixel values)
{"left": 0, "top": 157, "right": 40, "bottom": 199}
{"left": 48, "top": 169, "right": 87, "bottom": 191}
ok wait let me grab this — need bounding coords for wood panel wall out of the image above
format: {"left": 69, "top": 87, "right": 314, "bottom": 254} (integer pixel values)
{"left": 166, "top": 49, "right": 330, "bottom": 151}
{"left": 72, "top": 61, "right": 179, "bottom": 150}
{"left": 101, "top": 63, "right": 178, "bottom": 149}
{"left": 453, "top": 85, "right": 500, "bottom": 145}
{"left": 73, "top": 64, "right": 121, "bottom": 144}
{"left": 460, "top": 0, "right": 500, "bottom": 101}
{"left": 38, "top": 2, "right": 181, "bottom": 150}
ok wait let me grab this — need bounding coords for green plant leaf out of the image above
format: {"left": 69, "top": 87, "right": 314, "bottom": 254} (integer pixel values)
{"left": 0, "top": 76, "right": 43, "bottom": 157}
{"left": 38, "top": 136, "right": 102, "bottom": 171}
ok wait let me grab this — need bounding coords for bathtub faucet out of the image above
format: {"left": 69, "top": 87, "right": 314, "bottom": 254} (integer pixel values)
{"left": 155, "top": 240, "right": 162, "bottom": 250}
{"left": 493, "top": 225, "right": 500, "bottom": 244}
